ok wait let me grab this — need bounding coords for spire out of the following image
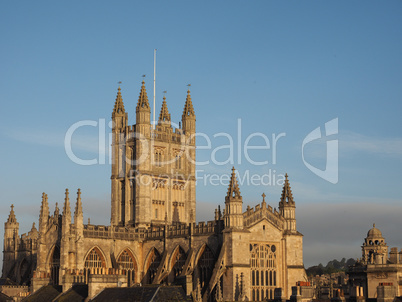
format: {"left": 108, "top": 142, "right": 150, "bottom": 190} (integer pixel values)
{"left": 224, "top": 167, "right": 243, "bottom": 229}
{"left": 280, "top": 173, "right": 295, "bottom": 205}
{"left": 227, "top": 167, "right": 241, "bottom": 198}
{"left": 136, "top": 81, "right": 150, "bottom": 111}
{"left": 62, "top": 188, "right": 71, "bottom": 216}
{"left": 182, "top": 89, "right": 195, "bottom": 118}
{"left": 54, "top": 202, "right": 59, "bottom": 217}
{"left": 158, "top": 96, "right": 171, "bottom": 125}
{"left": 74, "top": 188, "right": 83, "bottom": 218}
{"left": 40, "top": 192, "right": 49, "bottom": 221}
{"left": 6, "top": 204, "right": 17, "bottom": 224}
{"left": 113, "top": 86, "right": 125, "bottom": 115}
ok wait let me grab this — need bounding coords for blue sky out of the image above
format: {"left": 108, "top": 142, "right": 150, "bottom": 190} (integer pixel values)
{"left": 1, "top": 1, "right": 401, "bottom": 268}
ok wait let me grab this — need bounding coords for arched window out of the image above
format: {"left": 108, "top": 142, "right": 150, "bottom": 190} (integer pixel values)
{"left": 250, "top": 243, "right": 277, "bottom": 301}
{"left": 155, "top": 151, "right": 163, "bottom": 167}
{"left": 118, "top": 249, "right": 137, "bottom": 285}
{"left": 196, "top": 245, "right": 215, "bottom": 289}
{"left": 85, "top": 247, "right": 105, "bottom": 269}
{"left": 50, "top": 246, "right": 60, "bottom": 285}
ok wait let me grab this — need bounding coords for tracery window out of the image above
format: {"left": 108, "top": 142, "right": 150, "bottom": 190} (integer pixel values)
{"left": 50, "top": 246, "right": 60, "bottom": 285}
{"left": 170, "top": 246, "right": 186, "bottom": 281}
{"left": 250, "top": 243, "right": 277, "bottom": 301}
{"left": 118, "top": 249, "right": 136, "bottom": 285}
{"left": 155, "top": 151, "right": 163, "bottom": 167}
{"left": 85, "top": 247, "right": 105, "bottom": 269}
{"left": 197, "top": 245, "right": 215, "bottom": 288}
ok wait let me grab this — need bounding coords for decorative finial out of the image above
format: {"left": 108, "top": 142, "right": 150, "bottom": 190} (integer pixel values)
{"left": 373, "top": 223, "right": 376, "bottom": 228}
{"left": 118, "top": 81, "right": 122, "bottom": 86}
{"left": 262, "top": 193, "right": 266, "bottom": 202}
{"left": 285, "top": 173, "right": 288, "bottom": 180}
{"left": 88, "top": 218, "right": 90, "bottom": 224}
{"left": 11, "top": 204, "right": 14, "bottom": 211}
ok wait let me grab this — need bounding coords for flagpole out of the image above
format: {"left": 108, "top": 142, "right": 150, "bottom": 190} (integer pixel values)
{"left": 153, "top": 49, "right": 156, "bottom": 129}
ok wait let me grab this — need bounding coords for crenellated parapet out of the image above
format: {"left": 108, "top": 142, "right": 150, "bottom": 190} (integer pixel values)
{"left": 83, "top": 219, "right": 223, "bottom": 242}
{"left": 243, "top": 199, "right": 285, "bottom": 230}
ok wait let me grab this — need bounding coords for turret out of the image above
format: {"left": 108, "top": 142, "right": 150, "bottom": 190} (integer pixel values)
{"left": 181, "top": 89, "right": 196, "bottom": 137}
{"left": 112, "top": 86, "right": 128, "bottom": 131}
{"left": 74, "top": 189, "right": 84, "bottom": 271}
{"left": 111, "top": 86, "right": 130, "bottom": 226}
{"left": 61, "top": 189, "right": 71, "bottom": 277}
{"left": 158, "top": 96, "right": 172, "bottom": 128}
{"left": 278, "top": 173, "right": 296, "bottom": 232}
{"left": 4, "top": 204, "right": 19, "bottom": 239}
{"left": 36, "top": 193, "right": 50, "bottom": 274}
{"left": 74, "top": 189, "right": 83, "bottom": 227}
{"left": 136, "top": 80, "right": 151, "bottom": 125}
{"left": 39, "top": 192, "right": 49, "bottom": 236}
{"left": 224, "top": 167, "right": 243, "bottom": 229}
{"left": 362, "top": 223, "right": 388, "bottom": 264}
{"left": 2, "top": 205, "right": 19, "bottom": 278}
{"left": 62, "top": 189, "right": 71, "bottom": 235}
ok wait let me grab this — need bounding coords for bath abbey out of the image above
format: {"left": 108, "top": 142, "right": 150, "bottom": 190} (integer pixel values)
{"left": 1, "top": 81, "right": 307, "bottom": 301}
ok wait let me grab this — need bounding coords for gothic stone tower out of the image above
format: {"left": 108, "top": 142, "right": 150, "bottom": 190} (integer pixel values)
{"left": 2, "top": 205, "right": 19, "bottom": 278}
{"left": 111, "top": 82, "right": 196, "bottom": 227}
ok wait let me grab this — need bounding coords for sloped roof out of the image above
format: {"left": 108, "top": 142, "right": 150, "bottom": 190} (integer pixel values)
{"left": 53, "top": 284, "right": 88, "bottom": 302}
{"left": 0, "top": 292, "right": 13, "bottom": 302}
{"left": 22, "top": 285, "right": 62, "bottom": 302}
{"left": 91, "top": 285, "right": 190, "bottom": 302}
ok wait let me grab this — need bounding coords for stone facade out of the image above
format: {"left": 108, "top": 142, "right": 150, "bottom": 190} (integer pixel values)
{"left": 2, "top": 81, "right": 307, "bottom": 301}
{"left": 348, "top": 224, "right": 402, "bottom": 300}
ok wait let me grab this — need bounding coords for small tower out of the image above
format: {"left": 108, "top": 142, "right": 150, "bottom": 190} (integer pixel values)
{"left": 181, "top": 89, "right": 196, "bottom": 136}
{"left": 61, "top": 189, "right": 71, "bottom": 278}
{"left": 362, "top": 224, "right": 388, "bottom": 264}
{"left": 111, "top": 86, "right": 129, "bottom": 226}
{"left": 279, "top": 173, "right": 296, "bottom": 232}
{"left": 224, "top": 167, "right": 243, "bottom": 229}
{"left": 136, "top": 80, "right": 151, "bottom": 127}
{"left": 112, "top": 86, "right": 128, "bottom": 131}
{"left": 2, "top": 205, "right": 19, "bottom": 277}
{"left": 39, "top": 193, "right": 49, "bottom": 233}
{"left": 74, "top": 189, "right": 84, "bottom": 271}
{"left": 222, "top": 168, "right": 249, "bottom": 301}
{"left": 62, "top": 189, "right": 71, "bottom": 235}
{"left": 37, "top": 193, "right": 49, "bottom": 274}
